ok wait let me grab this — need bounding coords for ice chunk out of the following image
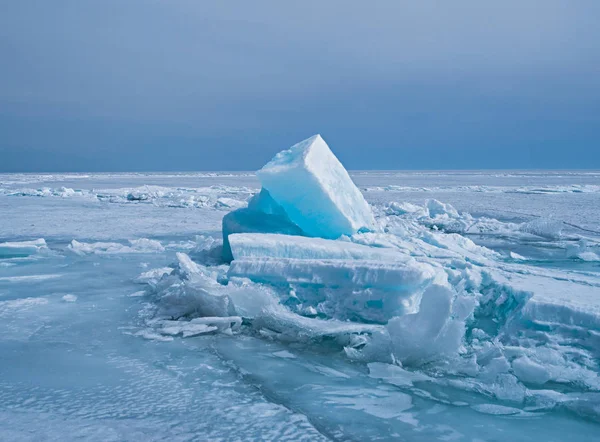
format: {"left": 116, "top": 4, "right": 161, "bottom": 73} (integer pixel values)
{"left": 227, "top": 234, "right": 434, "bottom": 292}
{"left": 0, "top": 238, "right": 48, "bottom": 258}
{"left": 387, "top": 285, "right": 476, "bottom": 365}
{"left": 426, "top": 199, "right": 460, "bottom": 218}
{"left": 152, "top": 316, "right": 242, "bottom": 338}
{"left": 227, "top": 233, "right": 437, "bottom": 322}
{"left": 566, "top": 240, "right": 600, "bottom": 262}
{"left": 146, "top": 253, "right": 278, "bottom": 320}
{"left": 257, "top": 134, "right": 375, "bottom": 238}
{"left": 367, "top": 362, "right": 433, "bottom": 387}
{"left": 221, "top": 135, "right": 375, "bottom": 260}
{"left": 420, "top": 200, "right": 469, "bottom": 233}
{"left": 252, "top": 305, "right": 382, "bottom": 344}
{"left": 229, "top": 257, "right": 433, "bottom": 291}
{"left": 511, "top": 356, "right": 550, "bottom": 385}
{"left": 384, "top": 202, "right": 425, "bottom": 216}
{"left": 519, "top": 218, "right": 563, "bottom": 239}
{"left": 228, "top": 233, "right": 405, "bottom": 261}
{"left": 69, "top": 238, "right": 164, "bottom": 255}
{"left": 222, "top": 190, "right": 303, "bottom": 262}
{"left": 135, "top": 267, "right": 174, "bottom": 284}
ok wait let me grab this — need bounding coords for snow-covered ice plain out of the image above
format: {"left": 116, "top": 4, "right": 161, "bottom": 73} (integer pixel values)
{"left": 1, "top": 147, "right": 600, "bottom": 439}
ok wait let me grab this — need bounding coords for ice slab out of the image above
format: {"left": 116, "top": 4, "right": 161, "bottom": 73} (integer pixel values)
{"left": 257, "top": 134, "right": 375, "bottom": 238}
{"left": 507, "top": 270, "right": 600, "bottom": 330}
{"left": 227, "top": 233, "right": 437, "bottom": 322}
{"left": 229, "top": 257, "right": 434, "bottom": 291}
{"left": 387, "top": 284, "right": 476, "bottom": 364}
{"left": 228, "top": 233, "right": 435, "bottom": 290}
{"left": 222, "top": 190, "right": 303, "bottom": 261}
{"left": 0, "top": 238, "right": 47, "bottom": 258}
{"left": 228, "top": 233, "right": 405, "bottom": 261}
{"left": 221, "top": 135, "right": 376, "bottom": 260}
{"left": 69, "top": 238, "right": 165, "bottom": 255}
{"left": 150, "top": 316, "right": 242, "bottom": 338}
{"left": 252, "top": 305, "right": 382, "bottom": 344}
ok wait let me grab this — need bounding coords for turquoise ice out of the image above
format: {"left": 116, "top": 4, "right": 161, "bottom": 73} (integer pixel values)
{"left": 222, "top": 134, "right": 376, "bottom": 260}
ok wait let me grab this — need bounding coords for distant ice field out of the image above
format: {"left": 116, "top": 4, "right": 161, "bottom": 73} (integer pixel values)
{"left": 1, "top": 170, "right": 599, "bottom": 441}
{"left": 2, "top": 170, "right": 599, "bottom": 239}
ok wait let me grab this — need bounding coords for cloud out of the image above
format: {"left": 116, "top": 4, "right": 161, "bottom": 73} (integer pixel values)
{"left": 1, "top": 0, "right": 599, "bottom": 170}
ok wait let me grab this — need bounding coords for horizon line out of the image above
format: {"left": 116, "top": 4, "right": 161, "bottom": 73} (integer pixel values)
{"left": 2, "top": 167, "right": 600, "bottom": 174}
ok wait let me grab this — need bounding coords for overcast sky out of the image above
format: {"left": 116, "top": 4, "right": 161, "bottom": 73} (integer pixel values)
{"left": 1, "top": 0, "right": 599, "bottom": 172}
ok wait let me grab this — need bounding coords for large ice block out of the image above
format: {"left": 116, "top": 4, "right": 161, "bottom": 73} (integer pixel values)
{"left": 221, "top": 189, "right": 303, "bottom": 262}
{"left": 227, "top": 233, "right": 434, "bottom": 289}
{"left": 228, "top": 257, "right": 434, "bottom": 292}
{"left": 227, "top": 233, "right": 437, "bottom": 322}
{"left": 228, "top": 233, "right": 403, "bottom": 261}
{"left": 256, "top": 134, "right": 375, "bottom": 239}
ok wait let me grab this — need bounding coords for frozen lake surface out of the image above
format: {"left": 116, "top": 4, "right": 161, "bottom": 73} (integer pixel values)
{"left": 1, "top": 170, "right": 600, "bottom": 441}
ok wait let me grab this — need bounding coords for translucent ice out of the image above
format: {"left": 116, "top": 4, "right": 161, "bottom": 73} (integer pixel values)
{"left": 511, "top": 356, "right": 551, "bottom": 385}
{"left": 222, "top": 189, "right": 303, "bottom": 261}
{"left": 4, "top": 170, "right": 600, "bottom": 440}
{"left": 221, "top": 135, "right": 375, "bottom": 260}
{"left": 387, "top": 284, "right": 476, "bottom": 364}
{"left": 257, "top": 134, "right": 375, "bottom": 238}
{"left": 227, "top": 233, "right": 437, "bottom": 322}
{"left": 0, "top": 238, "right": 47, "bottom": 258}
{"left": 69, "top": 238, "right": 165, "bottom": 255}
{"left": 228, "top": 232, "right": 405, "bottom": 261}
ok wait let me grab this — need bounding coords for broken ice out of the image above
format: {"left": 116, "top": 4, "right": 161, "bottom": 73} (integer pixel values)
{"left": 222, "top": 134, "right": 376, "bottom": 260}
{"left": 2, "top": 142, "right": 600, "bottom": 440}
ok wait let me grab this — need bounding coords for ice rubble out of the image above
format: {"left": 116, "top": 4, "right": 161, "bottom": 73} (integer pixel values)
{"left": 222, "top": 135, "right": 375, "bottom": 260}
{"left": 226, "top": 233, "right": 437, "bottom": 322}
{"left": 132, "top": 135, "right": 600, "bottom": 412}
{"left": 1, "top": 184, "right": 252, "bottom": 210}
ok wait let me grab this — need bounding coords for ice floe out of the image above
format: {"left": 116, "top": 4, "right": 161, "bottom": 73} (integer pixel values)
{"left": 69, "top": 238, "right": 165, "bottom": 255}
{"left": 0, "top": 238, "right": 48, "bottom": 258}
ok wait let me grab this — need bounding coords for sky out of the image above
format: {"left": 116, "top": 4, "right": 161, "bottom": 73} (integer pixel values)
{"left": 1, "top": 0, "right": 599, "bottom": 172}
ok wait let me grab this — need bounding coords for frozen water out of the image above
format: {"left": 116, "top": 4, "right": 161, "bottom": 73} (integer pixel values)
{"left": 228, "top": 232, "right": 412, "bottom": 261}
{"left": 221, "top": 189, "right": 303, "bottom": 261}
{"left": 221, "top": 135, "right": 376, "bottom": 260}
{"left": 0, "top": 238, "right": 48, "bottom": 258}
{"left": 257, "top": 134, "right": 376, "bottom": 238}
{"left": 227, "top": 233, "right": 437, "bottom": 322}
{"left": 1, "top": 169, "right": 600, "bottom": 440}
